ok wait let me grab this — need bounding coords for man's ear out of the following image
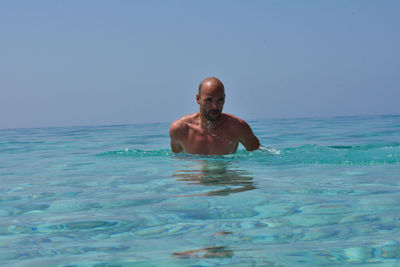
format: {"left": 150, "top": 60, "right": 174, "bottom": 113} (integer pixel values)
{"left": 196, "top": 94, "right": 200, "bottom": 104}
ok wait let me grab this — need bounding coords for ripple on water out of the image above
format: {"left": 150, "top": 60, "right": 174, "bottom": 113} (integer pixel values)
{"left": 9, "top": 224, "right": 38, "bottom": 234}
{"left": 161, "top": 198, "right": 210, "bottom": 213}
{"left": 0, "top": 251, "right": 23, "bottom": 261}
{"left": 16, "top": 203, "right": 49, "bottom": 214}
{"left": 48, "top": 200, "right": 101, "bottom": 213}
{"left": 59, "top": 245, "right": 131, "bottom": 255}
{"left": 0, "top": 209, "right": 12, "bottom": 217}
{"left": 100, "top": 197, "right": 165, "bottom": 209}
{"left": 0, "top": 196, "right": 22, "bottom": 201}
{"left": 47, "top": 221, "right": 118, "bottom": 231}
{"left": 311, "top": 241, "right": 400, "bottom": 264}
{"left": 27, "top": 218, "right": 158, "bottom": 238}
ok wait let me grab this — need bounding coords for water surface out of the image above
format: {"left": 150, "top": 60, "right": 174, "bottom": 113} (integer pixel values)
{"left": 1, "top": 115, "right": 399, "bottom": 266}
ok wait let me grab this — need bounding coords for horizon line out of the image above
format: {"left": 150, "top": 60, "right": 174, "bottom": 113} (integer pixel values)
{"left": 1, "top": 113, "right": 399, "bottom": 131}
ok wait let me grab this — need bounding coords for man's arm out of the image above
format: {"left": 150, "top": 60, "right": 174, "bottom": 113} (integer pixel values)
{"left": 238, "top": 120, "right": 260, "bottom": 151}
{"left": 170, "top": 139, "right": 183, "bottom": 153}
{"left": 169, "top": 121, "right": 184, "bottom": 153}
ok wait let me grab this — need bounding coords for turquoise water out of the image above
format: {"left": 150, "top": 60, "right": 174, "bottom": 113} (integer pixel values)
{"left": 1, "top": 115, "right": 400, "bottom": 266}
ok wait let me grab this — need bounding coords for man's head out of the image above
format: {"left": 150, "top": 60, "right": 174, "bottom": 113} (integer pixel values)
{"left": 196, "top": 77, "right": 225, "bottom": 122}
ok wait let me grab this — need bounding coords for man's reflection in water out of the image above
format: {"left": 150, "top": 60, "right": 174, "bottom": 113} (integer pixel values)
{"left": 173, "top": 246, "right": 233, "bottom": 259}
{"left": 173, "top": 160, "right": 255, "bottom": 196}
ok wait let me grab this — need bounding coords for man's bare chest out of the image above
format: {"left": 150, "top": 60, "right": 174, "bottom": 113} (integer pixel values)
{"left": 183, "top": 128, "right": 239, "bottom": 154}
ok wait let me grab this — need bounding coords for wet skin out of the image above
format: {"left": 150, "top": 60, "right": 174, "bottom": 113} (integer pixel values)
{"left": 169, "top": 77, "right": 260, "bottom": 155}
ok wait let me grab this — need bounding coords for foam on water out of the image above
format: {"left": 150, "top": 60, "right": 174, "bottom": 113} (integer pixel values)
{"left": 98, "top": 142, "right": 400, "bottom": 165}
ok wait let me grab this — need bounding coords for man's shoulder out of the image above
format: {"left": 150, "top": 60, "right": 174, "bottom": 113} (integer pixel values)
{"left": 222, "top": 113, "right": 255, "bottom": 136}
{"left": 223, "top": 113, "right": 249, "bottom": 127}
{"left": 169, "top": 113, "right": 197, "bottom": 136}
{"left": 224, "top": 113, "right": 259, "bottom": 150}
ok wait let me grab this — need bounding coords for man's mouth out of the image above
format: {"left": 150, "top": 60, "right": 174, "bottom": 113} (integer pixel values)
{"left": 203, "top": 109, "right": 221, "bottom": 121}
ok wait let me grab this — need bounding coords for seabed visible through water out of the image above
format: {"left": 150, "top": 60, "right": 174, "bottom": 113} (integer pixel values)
{"left": 1, "top": 115, "right": 400, "bottom": 266}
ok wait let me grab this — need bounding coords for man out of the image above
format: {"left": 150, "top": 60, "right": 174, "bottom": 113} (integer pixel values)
{"left": 169, "top": 77, "right": 260, "bottom": 155}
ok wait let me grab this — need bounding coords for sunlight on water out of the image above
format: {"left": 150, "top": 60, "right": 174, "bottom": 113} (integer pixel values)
{"left": 0, "top": 115, "right": 399, "bottom": 266}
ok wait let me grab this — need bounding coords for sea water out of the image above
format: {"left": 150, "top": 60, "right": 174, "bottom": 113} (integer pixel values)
{"left": 0, "top": 115, "right": 399, "bottom": 266}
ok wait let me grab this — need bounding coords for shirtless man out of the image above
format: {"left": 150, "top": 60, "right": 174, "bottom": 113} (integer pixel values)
{"left": 169, "top": 77, "right": 260, "bottom": 155}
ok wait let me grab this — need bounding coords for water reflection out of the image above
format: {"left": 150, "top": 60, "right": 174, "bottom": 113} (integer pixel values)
{"left": 173, "top": 246, "right": 233, "bottom": 259}
{"left": 173, "top": 160, "right": 255, "bottom": 196}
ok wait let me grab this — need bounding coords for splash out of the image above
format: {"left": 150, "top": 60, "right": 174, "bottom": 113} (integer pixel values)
{"left": 259, "top": 145, "right": 281, "bottom": 155}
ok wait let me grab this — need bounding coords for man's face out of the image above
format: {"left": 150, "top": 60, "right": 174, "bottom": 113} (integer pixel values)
{"left": 196, "top": 83, "right": 225, "bottom": 122}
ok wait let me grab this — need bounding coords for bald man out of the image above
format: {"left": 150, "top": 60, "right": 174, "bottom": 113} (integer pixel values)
{"left": 169, "top": 77, "right": 260, "bottom": 155}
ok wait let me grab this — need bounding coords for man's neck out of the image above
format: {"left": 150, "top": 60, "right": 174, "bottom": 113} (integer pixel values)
{"left": 198, "top": 112, "right": 222, "bottom": 132}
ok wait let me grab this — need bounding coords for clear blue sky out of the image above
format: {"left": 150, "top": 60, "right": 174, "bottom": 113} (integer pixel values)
{"left": 1, "top": 0, "right": 399, "bottom": 129}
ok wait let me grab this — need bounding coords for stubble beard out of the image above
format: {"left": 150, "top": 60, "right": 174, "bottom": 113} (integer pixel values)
{"left": 202, "top": 108, "right": 221, "bottom": 122}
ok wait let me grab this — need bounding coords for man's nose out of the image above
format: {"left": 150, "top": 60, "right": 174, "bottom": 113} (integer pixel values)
{"left": 211, "top": 101, "right": 218, "bottom": 109}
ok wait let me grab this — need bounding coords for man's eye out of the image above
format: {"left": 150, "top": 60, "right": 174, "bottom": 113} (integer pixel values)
{"left": 206, "top": 99, "right": 212, "bottom": 102}
{"left": 218, "top": 98, "right": 225, "bottom": 102}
